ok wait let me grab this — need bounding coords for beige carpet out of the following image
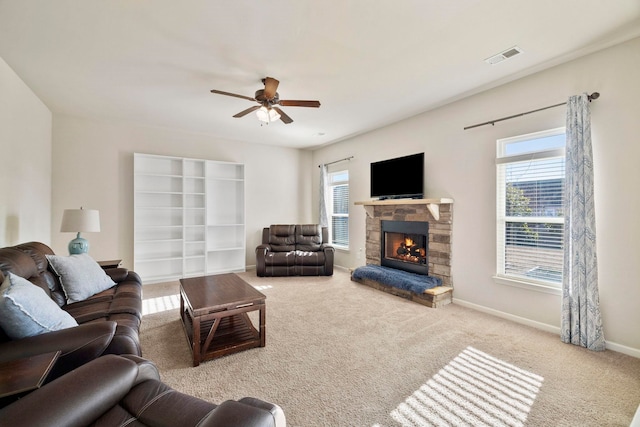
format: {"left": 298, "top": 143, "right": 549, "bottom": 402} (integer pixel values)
{"left": 140, "top": 270, "right": 640, "bottom": 427}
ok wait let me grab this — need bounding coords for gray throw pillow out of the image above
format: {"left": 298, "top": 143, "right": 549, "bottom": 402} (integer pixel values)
{"left": 46, "top": 253, "right": 116, "bottom": 303}
{"left": 0, "top": 273, "right": 78, "bottom": 339}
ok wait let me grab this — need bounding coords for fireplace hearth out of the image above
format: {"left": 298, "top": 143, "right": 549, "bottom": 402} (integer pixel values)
{"left": 381, "top": 220, "right": 429, "bottom": 275}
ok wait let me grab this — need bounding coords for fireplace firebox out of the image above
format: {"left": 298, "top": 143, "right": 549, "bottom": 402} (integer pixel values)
{"left": 381, "top": 220, "right": 429, "bottom": 275}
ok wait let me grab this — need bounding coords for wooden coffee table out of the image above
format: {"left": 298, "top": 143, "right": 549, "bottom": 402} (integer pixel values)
{"left": 179, "top": 273, "right": 266, "bottom": 366}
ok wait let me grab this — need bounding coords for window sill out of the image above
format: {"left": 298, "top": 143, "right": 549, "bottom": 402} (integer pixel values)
{"left": 493, "top": 275, "right": 561, "bottom": 295}
{"left": 333, "top": 245, "right": 349, "bottom": 252}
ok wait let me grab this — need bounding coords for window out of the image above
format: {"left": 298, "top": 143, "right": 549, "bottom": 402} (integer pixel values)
{"left": 496, "top": 128, "right": 565, "bottom": 289}
{"left": 329, "top": 170, "right": 349, "bottom": 249}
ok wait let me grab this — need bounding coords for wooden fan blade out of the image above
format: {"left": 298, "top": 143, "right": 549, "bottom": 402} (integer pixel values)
{"left": 233, "top": 105, "right": 261, "bottom": 118}
{"left": 210, "top": 89, "right": 255, "bottom": 102}
{"left": 278, "top": 100, "right": 321, "bottom": 108}
{"left": 263, "top": 77, "right": 279, "bottom": 99}
{"left": 273, "top": 107, "right": 293, "bottom": 124}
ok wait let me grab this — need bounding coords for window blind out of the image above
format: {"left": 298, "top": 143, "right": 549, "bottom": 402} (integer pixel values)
{"left": 497, "top": 134, "right": 565, "bottom": 285}
{"left": 331, "top": 183, "right": 349, "bottom": 247}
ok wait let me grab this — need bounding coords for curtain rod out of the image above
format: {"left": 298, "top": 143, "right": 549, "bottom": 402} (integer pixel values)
{"left": 318, "top": 156, "right": 354, "bottom": 168}
{"left": 464, "top": 92, "right": 600, "bottom": 130}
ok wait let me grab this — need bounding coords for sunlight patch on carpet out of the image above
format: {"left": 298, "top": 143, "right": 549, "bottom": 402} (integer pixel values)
{"left": 142, "top": 294, "right": 180, "bottom": 315}
{"left": 253, "top": 284, "right": 273, "bottom": 291}
{"left": 380, "top": 346, "right": 543, "bottom": 427}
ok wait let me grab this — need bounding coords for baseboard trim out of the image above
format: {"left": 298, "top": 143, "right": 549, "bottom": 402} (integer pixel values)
{"left": 453, "top": 297, "right": 640, "bottom": 358}
{"left": 248, "top": 264, "right": 347, "bottom": 273}
{"left": 452, "top": 298, "right": 561, "bottom": 334}
{"left": 605, "top": 341, "right": 640, "bottom": 358}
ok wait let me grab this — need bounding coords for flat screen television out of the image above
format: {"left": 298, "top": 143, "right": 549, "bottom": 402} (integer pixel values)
{"left": 370, "top": 152, "right": 424, "bottom": 200}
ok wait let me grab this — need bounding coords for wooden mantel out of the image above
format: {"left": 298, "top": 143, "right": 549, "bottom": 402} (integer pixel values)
{"left": 354, "top": 198, "right": 454, "bottom": 221}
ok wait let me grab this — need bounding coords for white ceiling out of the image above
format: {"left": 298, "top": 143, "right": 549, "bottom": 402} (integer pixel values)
{"left": 1, "top": 1, "right": 639, "bottom": 149}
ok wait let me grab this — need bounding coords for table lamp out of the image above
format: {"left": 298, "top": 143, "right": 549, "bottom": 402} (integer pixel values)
{"left": 60, "top": 207, "right": 100, "bottom": 254}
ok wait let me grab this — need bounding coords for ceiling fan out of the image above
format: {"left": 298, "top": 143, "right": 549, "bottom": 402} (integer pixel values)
{"left": 210, "top": 77, "right": 320, "bottom": 124}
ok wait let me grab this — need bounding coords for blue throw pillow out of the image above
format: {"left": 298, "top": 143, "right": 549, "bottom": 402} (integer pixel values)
{"left": 46, "top": 253, "right": 116, "bottom": 304}
{"left": 0, "top": 273, "right": 78, "bottom": 339}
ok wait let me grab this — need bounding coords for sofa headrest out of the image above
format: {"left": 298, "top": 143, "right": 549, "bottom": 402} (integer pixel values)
{"left": 269, "top": 225, "right": 296, "bottom": 252}
{"left": 0, "top": 247, "right": 39, "bottom": 281}
{"left": 14, "top": 242, "right": 54, "bottom": 273}
{"left": 296, "top": 224, "right": 323, "bottom": 251}
{"left": 0, "top": 242, "right": 64, "bottom": 306}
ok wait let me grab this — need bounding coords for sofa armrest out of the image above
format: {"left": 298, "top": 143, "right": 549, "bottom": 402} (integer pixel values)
{"left": 322, "top": 245, "right": 335, "bottom": 275}
{"left": 255, "top": 245, "right": 272, "bottom": 277}
{"left": 105, "top": 268, "right": 142, "bottom": 285}
{"left": 200, "top": 399, "right": 286, "bottom": 427}
{"left": 0, "top": 321, "right": 116, "bottom": 379}
{"left": 104, "top": 267, "right": 129, "bottom": 282}
{"left": 117, "top": 354, "right": 161, "bottom": 383}
{"left": 0, "top": 355, "right": 139, "bottom": 427}
{"left": 239, "top": 397, "right": 287, "bottom": 427}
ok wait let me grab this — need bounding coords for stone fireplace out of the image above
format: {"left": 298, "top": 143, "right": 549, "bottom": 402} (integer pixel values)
{"left": 356, "top": 198, "right": 453, "bottom": 288}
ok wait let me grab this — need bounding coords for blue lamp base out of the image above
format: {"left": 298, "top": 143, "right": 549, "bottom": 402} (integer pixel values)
{"left": 68, "top": 232, "right": 90, "bottom": 254}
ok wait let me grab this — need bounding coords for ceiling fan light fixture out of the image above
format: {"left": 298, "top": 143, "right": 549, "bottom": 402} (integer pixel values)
{"left": 211, "top": 77, "right": 319, "bottom": 125}
{"left": 256, "top": 106, "right": 280, "bottom": 123}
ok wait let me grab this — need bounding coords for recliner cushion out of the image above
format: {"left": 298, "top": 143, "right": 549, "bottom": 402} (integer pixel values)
{"left": 119, "top": 379, "right": 217, "bottom": 426}
{"left": 263, "top": 252, "right": 296, "bottom": 266}
{"left": 0, "top": 273, "right": 78, "bottom": 339}
{"left": 294, "top": 250, "right": 326, "bottom": 266}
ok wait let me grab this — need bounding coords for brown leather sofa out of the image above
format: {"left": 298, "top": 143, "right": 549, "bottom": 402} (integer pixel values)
{"left": 256, "top": 224, "right": 335, "bottom": 276}
{"left": 0, "top": 241, "right": 142, "bottom": 380}
{"left": 0, "top": 354, "right": 286, "bottom": 426}
{"left": 0, "top": 242, "right": 287, "bottom": 425}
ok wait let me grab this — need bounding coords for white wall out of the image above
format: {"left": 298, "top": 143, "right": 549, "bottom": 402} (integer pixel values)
{"left": 51, "top": 115, "right": 313, "bottom": 269}
{"left": 313, "top": 37, "right": 640, "bottom": 353}
{"left": 0, "top": 56, "right": 52, "bottom": 246}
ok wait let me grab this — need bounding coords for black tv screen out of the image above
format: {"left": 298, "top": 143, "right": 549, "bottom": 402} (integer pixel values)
{"left": 370, "top": 153, "right": 424, "bottom": 199}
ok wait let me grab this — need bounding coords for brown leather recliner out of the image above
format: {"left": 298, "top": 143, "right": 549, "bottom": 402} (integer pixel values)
{"left": 0, "top": 354, "right": 286, "bottom": 427}
{"left": 0, "top": 242, "right": 143, "bottom": 382}
{"left": 256, "top": 224, "right": 335, "bottom": 276}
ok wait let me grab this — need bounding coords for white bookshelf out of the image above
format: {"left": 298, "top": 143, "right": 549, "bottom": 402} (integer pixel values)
{"left": 205, "top": 160, "right": 245, "bottom": 274}
{"left": 134, "top": 153, "right": 245, "bottom": 283}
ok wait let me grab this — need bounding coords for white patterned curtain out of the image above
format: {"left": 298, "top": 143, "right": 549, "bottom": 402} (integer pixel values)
{"left": 319, "top": 164, "right": 329, "bottom": 228}
{"left": 561, "top": 93, "right": 605, "bottom": 351}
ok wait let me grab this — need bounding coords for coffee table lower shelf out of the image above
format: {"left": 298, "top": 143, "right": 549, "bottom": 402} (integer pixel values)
{"left": 180, "top": 308, "right": 264, "bottom": 365}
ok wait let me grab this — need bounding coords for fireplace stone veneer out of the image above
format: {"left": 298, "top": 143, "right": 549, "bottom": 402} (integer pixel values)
{"left": 356, "top": 199, "right": 453, "bottom": 288}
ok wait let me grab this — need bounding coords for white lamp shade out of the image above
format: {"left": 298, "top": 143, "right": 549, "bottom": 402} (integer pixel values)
{"left": 60, "top": 209, "right": 101, "bottom": 233}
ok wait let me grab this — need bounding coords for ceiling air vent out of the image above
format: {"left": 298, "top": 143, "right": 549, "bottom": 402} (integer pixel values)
{"left": 485, "top": 46, "right": 523, "bottom": 65}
